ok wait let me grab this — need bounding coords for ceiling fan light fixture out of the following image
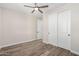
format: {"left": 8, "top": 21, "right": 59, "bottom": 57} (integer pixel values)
{"left": 24, "top": 3, "right": 48, "bottom": 13}
{"left": 34, "top": 8, "right": 38, "bottom": 11}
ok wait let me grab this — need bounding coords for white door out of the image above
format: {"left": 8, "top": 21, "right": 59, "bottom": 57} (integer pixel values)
{"left": 48, "top": 13, "right": 58, "bottom": 46}
{"left": 37, "top": 17, "right": 43, "bottom": 39}
{"left": 58, "top": 10, "right": 71, "bottom": 50}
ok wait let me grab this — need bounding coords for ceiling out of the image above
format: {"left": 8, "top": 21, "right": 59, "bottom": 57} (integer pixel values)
{"left": 0, "top": 3, "right": 66, "bottom": 17}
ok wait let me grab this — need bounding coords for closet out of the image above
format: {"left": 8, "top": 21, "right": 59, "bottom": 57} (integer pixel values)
{"left": 48, "top": 10, "right": 71, "bottom": 50}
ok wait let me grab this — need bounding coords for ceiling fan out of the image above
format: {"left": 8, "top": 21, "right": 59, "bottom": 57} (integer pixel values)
{"left": 24, "top": 3, "right": 48, "bottom": 13}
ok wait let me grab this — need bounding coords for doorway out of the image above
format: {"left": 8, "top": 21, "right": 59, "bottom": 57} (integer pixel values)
{"left": 36, "top": 17, "right": 43, "bottom": 40}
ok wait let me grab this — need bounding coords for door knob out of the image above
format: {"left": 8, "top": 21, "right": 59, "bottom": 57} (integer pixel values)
{"left": 68, "top": 34, "right": 70, "bottom": 36}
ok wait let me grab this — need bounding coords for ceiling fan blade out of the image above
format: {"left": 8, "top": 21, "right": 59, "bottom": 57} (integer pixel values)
{"left": 32, "top": 9, "right": 35, "bottom": 13}
{"left": 38, "top": 9, "right": 43, "bottom": 13}
{"left": 24, "top": 5, "right": 34, "bottom": 8}
{"left": 38, "top": 5, "right": 48, "bottom": 8}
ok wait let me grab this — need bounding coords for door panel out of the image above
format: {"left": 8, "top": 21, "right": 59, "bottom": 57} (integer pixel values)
{"left": 48, "top": 10, "right": 71, "bottom": 50}
{"left": 58, "top": 10, "right": 71, "bottom": 50}
{"left": 48, "top": 13, "right": 57, "bottom": 46}
{"left": 37, "top": 18, "right": 43, "bottom": 39}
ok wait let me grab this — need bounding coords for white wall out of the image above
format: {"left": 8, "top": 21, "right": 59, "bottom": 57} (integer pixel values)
{"left": 0, "top": 8, "right": 37, "bottom": 48}
{"left": 71, "top": 4, "right": 79, "bottom": 54}
{"left": 0, "top": 8, "right": 2, "bottom": 46}
{"left": 43, "top": 14, "right": 48, "bottom": 43}
{"left": 43, "top": 4, "right": 79, "bottom": 55}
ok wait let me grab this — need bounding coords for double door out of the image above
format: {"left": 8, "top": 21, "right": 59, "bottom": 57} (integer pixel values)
{"left": 48, "top": 10, "right": 71, "bottom": 50}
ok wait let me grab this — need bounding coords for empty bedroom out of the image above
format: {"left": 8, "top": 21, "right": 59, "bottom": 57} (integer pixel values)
{"left": 0, "top": 3, "right": 79, "bottom": 56}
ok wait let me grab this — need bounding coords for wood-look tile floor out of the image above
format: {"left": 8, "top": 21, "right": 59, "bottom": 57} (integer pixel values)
{"left": 0, "top": 40, "right": 78, "bottom": 56}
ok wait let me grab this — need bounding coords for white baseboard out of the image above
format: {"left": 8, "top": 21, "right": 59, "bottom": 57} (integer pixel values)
{"left": 43, "top": 41, "right": 58, "bottom": 47}
{"left": 43, "top": 41, "right": 79, "bottom": 55}
{"left": 71, "top": 50, "right": 79, "bottom": 55}
{"left": 43, "top": 41, "right": 49, "bottom": 44}
{"left": 0, "top": 39, "right": 36, "bottom": 49}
